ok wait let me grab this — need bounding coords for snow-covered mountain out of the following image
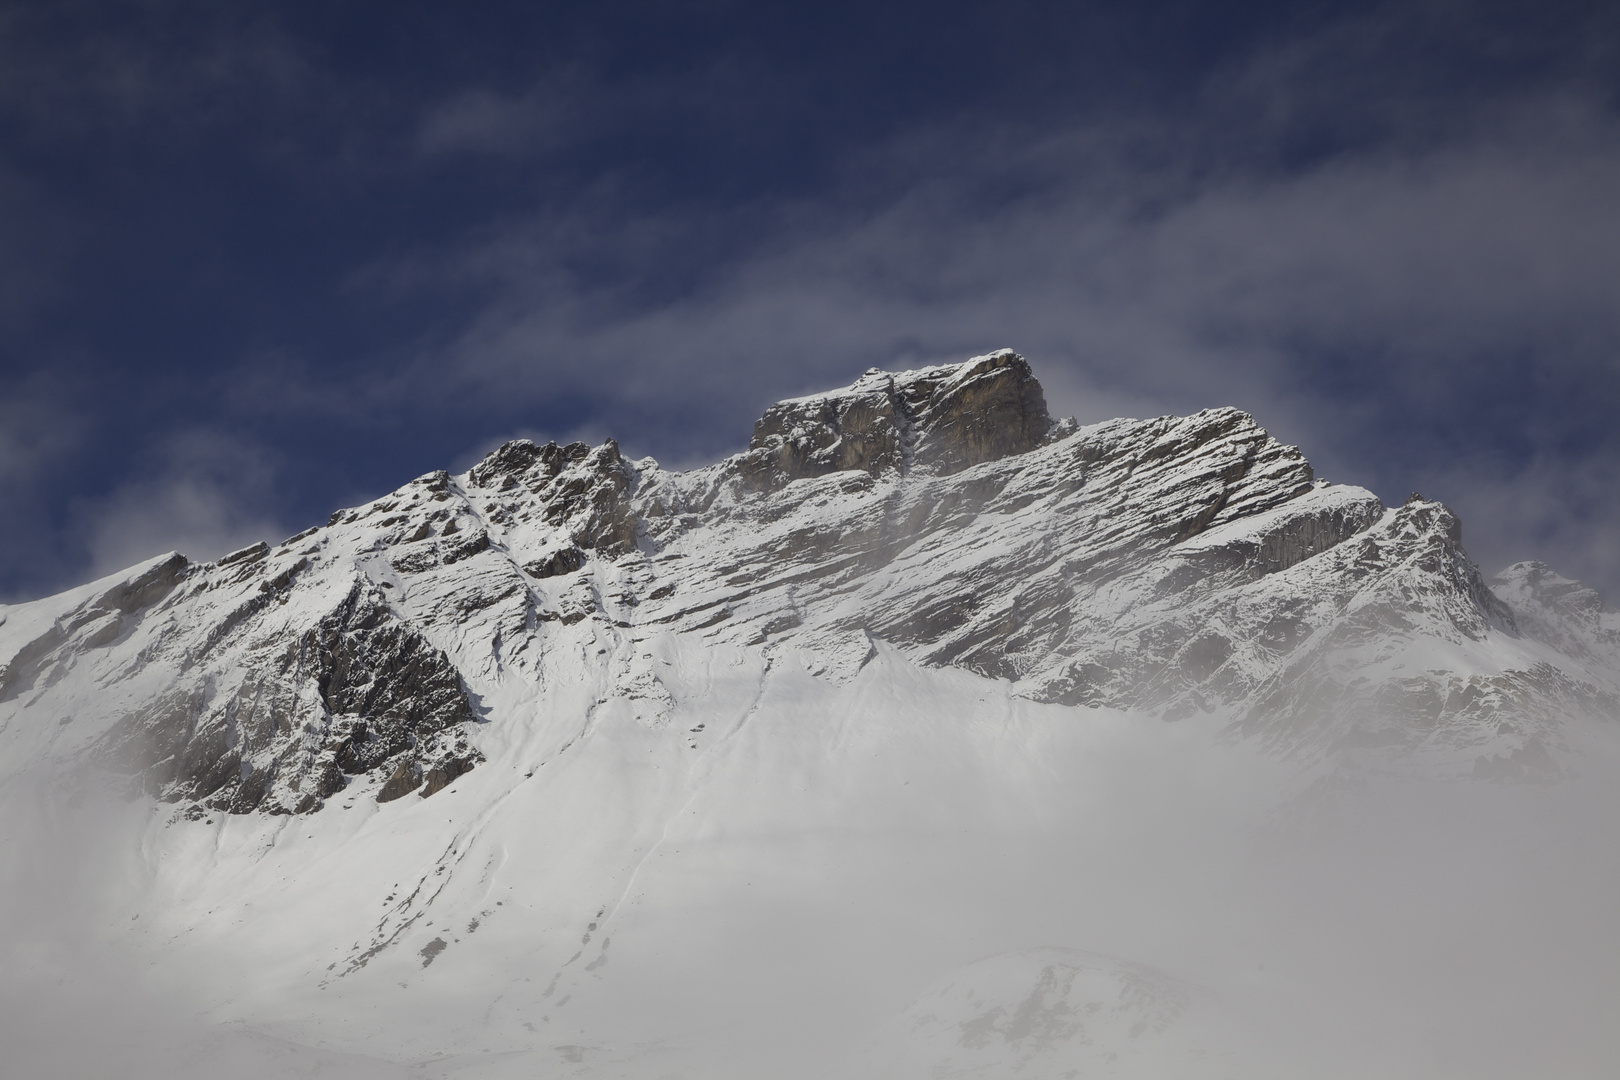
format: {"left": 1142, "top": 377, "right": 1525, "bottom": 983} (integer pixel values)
{"left": 3, "top": 350, "right": 1619, "bottom": 1079}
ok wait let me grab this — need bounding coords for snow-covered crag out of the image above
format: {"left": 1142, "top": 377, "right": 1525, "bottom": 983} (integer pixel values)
{"left": 8, "top": 350, "right": 1620, "bottom": 1080}
{"left": 2, "top": 350, "right": 1616, "bottom": 816}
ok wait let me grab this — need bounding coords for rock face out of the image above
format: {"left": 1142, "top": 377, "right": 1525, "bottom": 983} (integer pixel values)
{"left": 1, "top": 348, "right": 1615, "bottom": 815}
{"left": 734, "top": 349, "right": 1051, "bottom": 491}
{"left": 1492, "top": 560, "right": 1619, "bottom": 653}
{"left": 81, "top": 565, "right": 483, "bottom": 814}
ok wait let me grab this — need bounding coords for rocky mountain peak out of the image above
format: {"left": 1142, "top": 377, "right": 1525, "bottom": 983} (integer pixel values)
{"left": 5, "top": 348, "right": 1617, "bottom": 821}
{"left": 733, "top": 349, "right": 1052, "bottom": 492}
{"left": 463, "top": 435, "right": 639, "bottom": 558}
{"left": 7, "top": 352, "right": 1620, "bottom": 1079}
{"left": 1494, "top": 560, "right": 1610, "bottom": 618}
{"left": 1491, "top": 560, "right": 1619, "bottom": 658}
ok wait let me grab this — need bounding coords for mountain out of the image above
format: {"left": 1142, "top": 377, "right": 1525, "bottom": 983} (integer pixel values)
{"left": 3, "top": 350, "right": 1619, "bottom": 1079}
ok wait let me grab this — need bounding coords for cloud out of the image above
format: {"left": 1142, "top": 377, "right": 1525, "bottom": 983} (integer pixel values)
{"left": 0, "top": 763, "right": 422, "bottom": 1080}
{"left": 415, "top": 71, "right": 586, "bottom": 157}
{"left": 366, "top": 84, "right": 1620, "bottom": 592}
{"left": 1416, "top": 451, "right": 1620, "bottom": 602}
{"left": 72, "top": 429, "right": 290, "bottom": 578}
{"left": 8, "top": 1, "right": 1616, "bottom": 602}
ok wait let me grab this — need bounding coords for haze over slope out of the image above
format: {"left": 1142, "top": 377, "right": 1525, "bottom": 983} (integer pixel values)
{"left": 2, "top": 352, "right": 1618, "bottom": 1078}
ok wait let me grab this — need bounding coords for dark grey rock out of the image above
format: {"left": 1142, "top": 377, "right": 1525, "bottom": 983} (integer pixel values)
{"left": 733, "top": 350, "right": 1052, "bottom": 493}
{"left": 91, "top": 575, "right": 480, "bottom": 815}
{"left": 377, "top": 756, "right": 421, "bottom": 803}
{"left": 524, "top": 547, "right": 588, "bottom": 579}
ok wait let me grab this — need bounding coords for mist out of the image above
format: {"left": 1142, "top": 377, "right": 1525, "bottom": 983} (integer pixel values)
{"left": 4, "top": 647, "right": 1618, "bottom": 1079}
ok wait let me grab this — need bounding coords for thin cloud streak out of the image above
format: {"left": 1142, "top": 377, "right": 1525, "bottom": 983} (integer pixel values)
{"left": 70, "top": 430, "right": 290, "bottom": 580}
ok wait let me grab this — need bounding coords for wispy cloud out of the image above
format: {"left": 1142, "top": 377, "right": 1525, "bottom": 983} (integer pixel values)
{"left": 361, "top": 85, "right": 1620, "bottom": 594}
{"left": 415, "top": 70, "right": 587, "bottom": 158}
{"left": 71, "top": 429, "right": 289, "bottom": 579}
{"left": 7, "top": 1, "right": 1618, "bottom": 601}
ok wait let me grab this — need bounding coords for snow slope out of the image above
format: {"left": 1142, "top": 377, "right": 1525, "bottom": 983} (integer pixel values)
{"left": 3, "top": 350, "right": 1619, "bottom": 1077}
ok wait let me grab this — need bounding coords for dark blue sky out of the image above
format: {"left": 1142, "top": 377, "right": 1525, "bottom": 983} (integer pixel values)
{"left": 2, "top": 0, "right": 1619, "bottom": 601}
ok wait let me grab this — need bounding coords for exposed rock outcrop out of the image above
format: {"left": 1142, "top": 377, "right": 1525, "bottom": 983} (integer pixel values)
{"left": 467, "top": 438, "right": 640, "bottom": 554}
{"left": 93, "top": 574, "right": 481, "bottom": 814}
{"left": 733, "top": 349, "right": 1051, "bottom": 492}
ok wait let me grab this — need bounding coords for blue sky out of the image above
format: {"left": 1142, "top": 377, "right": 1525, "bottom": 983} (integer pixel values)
{"left": 2, "top": 0, "right": 1618, "bottom": 601}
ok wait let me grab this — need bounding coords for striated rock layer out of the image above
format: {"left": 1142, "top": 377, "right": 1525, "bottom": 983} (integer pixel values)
{"left": 1, "top": 348, "right": 1616, "bottom": 814}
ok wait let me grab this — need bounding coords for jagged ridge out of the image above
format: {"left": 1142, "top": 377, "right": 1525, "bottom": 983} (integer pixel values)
{"left": 2, "top": 348, "right": 1616, "bottom": 815}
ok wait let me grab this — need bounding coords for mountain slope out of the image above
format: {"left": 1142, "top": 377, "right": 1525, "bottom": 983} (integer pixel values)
{"left": 2, "top": 350, "right": 1610, "bottom": 815}
{"left": 3, "top": 349, "right": 1619, "bottom": 1079}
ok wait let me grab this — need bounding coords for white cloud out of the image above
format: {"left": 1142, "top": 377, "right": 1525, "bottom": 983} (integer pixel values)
{"left": 73, "top": 430, "right": 289, "bottom": 578}
{"left": 415, "top": 75, "right": 580, "bottom": 157}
